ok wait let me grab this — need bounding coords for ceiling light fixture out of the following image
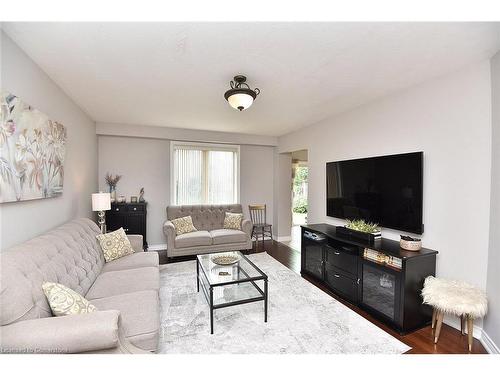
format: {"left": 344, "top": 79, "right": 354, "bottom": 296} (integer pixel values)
{"left": 224, "top": 75, "right": 260, "bottom": 111}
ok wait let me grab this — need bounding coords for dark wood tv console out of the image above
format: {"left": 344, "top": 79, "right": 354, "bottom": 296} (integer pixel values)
{"left": 301, "top": 223, "right": 438, "bottom": 334}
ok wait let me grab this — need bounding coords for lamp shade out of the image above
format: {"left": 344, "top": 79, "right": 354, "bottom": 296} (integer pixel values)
{"left": 92, "top": 192, "right": 111, "bottom": 211}
{"left": 227, "top": 92, "right": 255, "bottom": 111}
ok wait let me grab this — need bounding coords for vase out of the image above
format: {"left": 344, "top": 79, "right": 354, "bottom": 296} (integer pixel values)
{"left": 109, "top": 186, "right": 116, "bottom": 202}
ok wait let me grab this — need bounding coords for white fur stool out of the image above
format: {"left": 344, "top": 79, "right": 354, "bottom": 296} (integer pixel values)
{"left": 422, "top": 276, "right": 488, "bottom": 351}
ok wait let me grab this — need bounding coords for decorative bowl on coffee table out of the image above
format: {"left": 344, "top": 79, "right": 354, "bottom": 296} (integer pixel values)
{"left": 211, "top": 253, "right": 240, "bottom": 265}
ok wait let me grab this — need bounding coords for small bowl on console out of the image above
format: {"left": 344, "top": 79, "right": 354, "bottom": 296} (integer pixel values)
{"left": 400, "top": 235, "right": 422, "bottom": 252}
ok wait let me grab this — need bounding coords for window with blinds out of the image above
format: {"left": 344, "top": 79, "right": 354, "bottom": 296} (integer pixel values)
{"left": 171, "top": 142, "right": 239, "bottom": 205}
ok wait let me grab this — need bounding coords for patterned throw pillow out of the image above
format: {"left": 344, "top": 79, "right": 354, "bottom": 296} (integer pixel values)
{"left": 42, "top": 282, "right": 97, "bottom": 316}
{"left": 224, "top": 212, "right": 243, "bottom": 230}
{"left": 171, "top": 216, "right": 197, "bottom": 235}
{"left": 96, "top": 227, "right": 135, "bottom": 262}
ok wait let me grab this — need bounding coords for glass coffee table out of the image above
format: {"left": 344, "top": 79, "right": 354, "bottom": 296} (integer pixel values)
{"left": 196, "top": 251, "right": 268, "bottom": 334}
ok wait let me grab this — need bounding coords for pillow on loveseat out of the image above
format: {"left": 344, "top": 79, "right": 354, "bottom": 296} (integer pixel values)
{"left": 171, "top": 215, "right": 197, "bottom": 235}
{"left": 96, "top": 227, "right": 135, "bottom": 262}
{"left": 223, "top": 212, "right": 243, "bottom": 230}
{"left": 42, "top": 282, "right": 97, "bottom": 316}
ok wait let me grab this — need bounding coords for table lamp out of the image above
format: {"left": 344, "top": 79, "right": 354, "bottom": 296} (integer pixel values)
{"left": 92, "top": 192, "right": 111, "bottom": 233}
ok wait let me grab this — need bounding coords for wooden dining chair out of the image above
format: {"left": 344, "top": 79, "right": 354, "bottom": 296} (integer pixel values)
{"left": 248, "top": 204, "right": 273, "bottom": 245}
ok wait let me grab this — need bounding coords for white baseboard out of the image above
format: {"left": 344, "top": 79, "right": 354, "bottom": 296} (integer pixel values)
{"left": 444, "top": 316, "right": 482, "bottom": 340}
{"left": 480, "top": 330, "right": 500, "bottom": 354}
{"left": 277, "top": 236, "right": 292, "bottom": 242}
{"left": 434, "top": 316, "right": 500, "bottom": 353}
{"left": 148, "top": 243, "right": 167, "bottom": 251}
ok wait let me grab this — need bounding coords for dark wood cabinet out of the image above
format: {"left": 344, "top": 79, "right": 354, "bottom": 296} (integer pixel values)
{"left": 301, "top": 223, "right": 437, "bottom": 334}
{"left": 105, "top": 202, "right": 148, "bottom": 249}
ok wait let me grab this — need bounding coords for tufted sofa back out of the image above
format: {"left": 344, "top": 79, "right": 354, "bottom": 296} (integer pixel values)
{"left": 0, "top": 218, "right": 104, "bottom": 326}
{"left": 167, "top": 204, "right": 243, "bottom": 232}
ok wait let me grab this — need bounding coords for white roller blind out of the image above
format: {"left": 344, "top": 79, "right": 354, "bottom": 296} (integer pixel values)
{"left": 172, "top": 143, "right": 238, "bottom": 205}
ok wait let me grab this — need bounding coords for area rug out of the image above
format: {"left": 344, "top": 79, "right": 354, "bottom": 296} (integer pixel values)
{"left": 158, "top": 252, "right": 411, "bottom": 354}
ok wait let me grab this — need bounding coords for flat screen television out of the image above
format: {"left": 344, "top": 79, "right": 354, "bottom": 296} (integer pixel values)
{"left": 326, "top": 152, "right": 423, "bottom": 234}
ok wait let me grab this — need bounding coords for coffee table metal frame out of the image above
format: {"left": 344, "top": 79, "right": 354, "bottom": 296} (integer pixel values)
{"left": 196, "top": 251, "right": 268, "bottom": 334}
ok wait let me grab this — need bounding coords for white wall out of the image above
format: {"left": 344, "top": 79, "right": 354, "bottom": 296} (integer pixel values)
{"left": 0, "top": 32, "right": 97, "bottom": 250}
{"left": 274, "top": 152, "right": 293, "bottom": 238}
{"left": 98, "top": 135, "right": 275, "bottom": 247}
{"left": 484, "top": 51, "right": 500, "bottom": 352}
{"left": 98, "top": 136, "right": 170, "bottom": 247}
{"left": 97, "top": 122, "right": 277, "bottom": 146}
{"left": 279, "top": 61, "right": 493, "bottom": 330}
{"left": 240, "top": 145, "right": 275, "bottom": 228}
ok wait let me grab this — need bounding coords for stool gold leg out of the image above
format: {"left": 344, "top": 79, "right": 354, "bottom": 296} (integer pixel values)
{"left": 467, "top": 316, "right": 474, "bottom": 352}
{"left": 434, "top": 311, "right": 444, "bottom": 344}
{"left": 431, "top": 309, "right": 437, "bottom": 329}
{"left": 460, "top": 315, "right": 466, "bottom": 335}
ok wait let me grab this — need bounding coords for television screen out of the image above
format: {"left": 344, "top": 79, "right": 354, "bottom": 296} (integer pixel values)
{"left": 326, "top": 152, "right": 423, "bottom": 234}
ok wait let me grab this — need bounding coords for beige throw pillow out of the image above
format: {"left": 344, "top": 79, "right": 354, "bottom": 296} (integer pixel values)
{"left": 96, "top": 227, "right": 135, "bottom": 262}
{"left": 42, "top": 282, "right": 97, "bottom": 316}
{"left": 224, "top": 212, "right": 243, "bottom": 230}
{"left": 171, "top": 216, "right": 197, "bottom": 235}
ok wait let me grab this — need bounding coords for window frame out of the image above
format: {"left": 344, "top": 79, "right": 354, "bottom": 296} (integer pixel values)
{"left": 170, "top": 141, "right": 240, "bottom": 205}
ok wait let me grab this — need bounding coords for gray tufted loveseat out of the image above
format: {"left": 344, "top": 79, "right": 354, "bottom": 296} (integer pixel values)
{"left": 0, "top": 218, "right": 160, "bottom": 354}
{"left": 163, "top": 204, "right": 253, "bottom": 258}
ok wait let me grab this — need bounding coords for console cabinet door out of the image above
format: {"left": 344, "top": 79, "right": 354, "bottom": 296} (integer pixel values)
{"left": 302, "top": 238, "right": 324, "bottom": 280}
{"left": 126, "top": 214, "right": 145, "bottom": 236}
{"left": 360, "top": 260, "right": 402, "bottom": 325}
{"left": 106, "top": 210, "right": 126, "bottom": 232}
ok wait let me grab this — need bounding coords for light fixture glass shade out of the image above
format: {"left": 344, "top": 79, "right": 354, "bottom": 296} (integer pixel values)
{"left": 227, "top": 92, "right": 254, "bottom": 111}
{"left": 92, "top": 192, "right": 111, "bottom": 211}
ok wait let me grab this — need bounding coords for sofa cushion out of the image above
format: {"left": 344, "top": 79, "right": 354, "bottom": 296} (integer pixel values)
{"left": 223, "top": 212, "right": 243, "bottom": 230}
{"left": 171, "top": 216, "right": 197, "bottom": 235}
{"left": 210, "top": 229, "right": 247, "bottom": 245}
{"left": 175, "top": 230, "right": 212, "bottom": 249}
{"left": 89, "top": 290, "right": 159, "bottom": 351}
{"left": 42, "top": 282, "right": 97, "bottom": 316}
{"left": 101, "top": 252, "right": 159, "bottom": 273}
{"left": 85, "top": 267, "right": 159, "bottom": 300}
{"left": 96, "top": 228, "right": 135, "bottom": 262}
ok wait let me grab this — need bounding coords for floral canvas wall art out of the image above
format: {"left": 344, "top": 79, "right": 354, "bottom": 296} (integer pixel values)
{"left": 0, "top": 92, "right": 67, "bottom": 203}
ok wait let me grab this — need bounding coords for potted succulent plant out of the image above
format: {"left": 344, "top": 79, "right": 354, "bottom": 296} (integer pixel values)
{"left": 336, "top": 219, "right": 381, "bottom": 243}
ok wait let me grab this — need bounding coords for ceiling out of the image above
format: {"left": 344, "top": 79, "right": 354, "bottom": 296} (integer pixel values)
{"left": 3, "top": 22, "right": 500, "bottom": 136}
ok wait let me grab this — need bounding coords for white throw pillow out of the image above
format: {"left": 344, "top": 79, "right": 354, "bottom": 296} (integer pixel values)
{"left": 96, "top": 227, "right": 135, "bottom": 262}
{"left": 42, "top": 282, "right": 97, "bottom": 316}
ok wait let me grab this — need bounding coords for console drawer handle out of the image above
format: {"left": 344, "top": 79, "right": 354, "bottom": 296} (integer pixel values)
{"left": 334, "top": 251, "right": 340, "bottom": 255}
{"left": 133, "top": 207, "right": 137, "bottom": 211}
{"left": 334, "top": 274, "right": 340, "bottom": 278}
{"left": 115, "top": 208, "right": 120, "bottom": 211}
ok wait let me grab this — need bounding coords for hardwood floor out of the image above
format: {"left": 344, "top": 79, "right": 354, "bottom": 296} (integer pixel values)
{"left": 158, "top": 240, "right": 487, "bottom": 354}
